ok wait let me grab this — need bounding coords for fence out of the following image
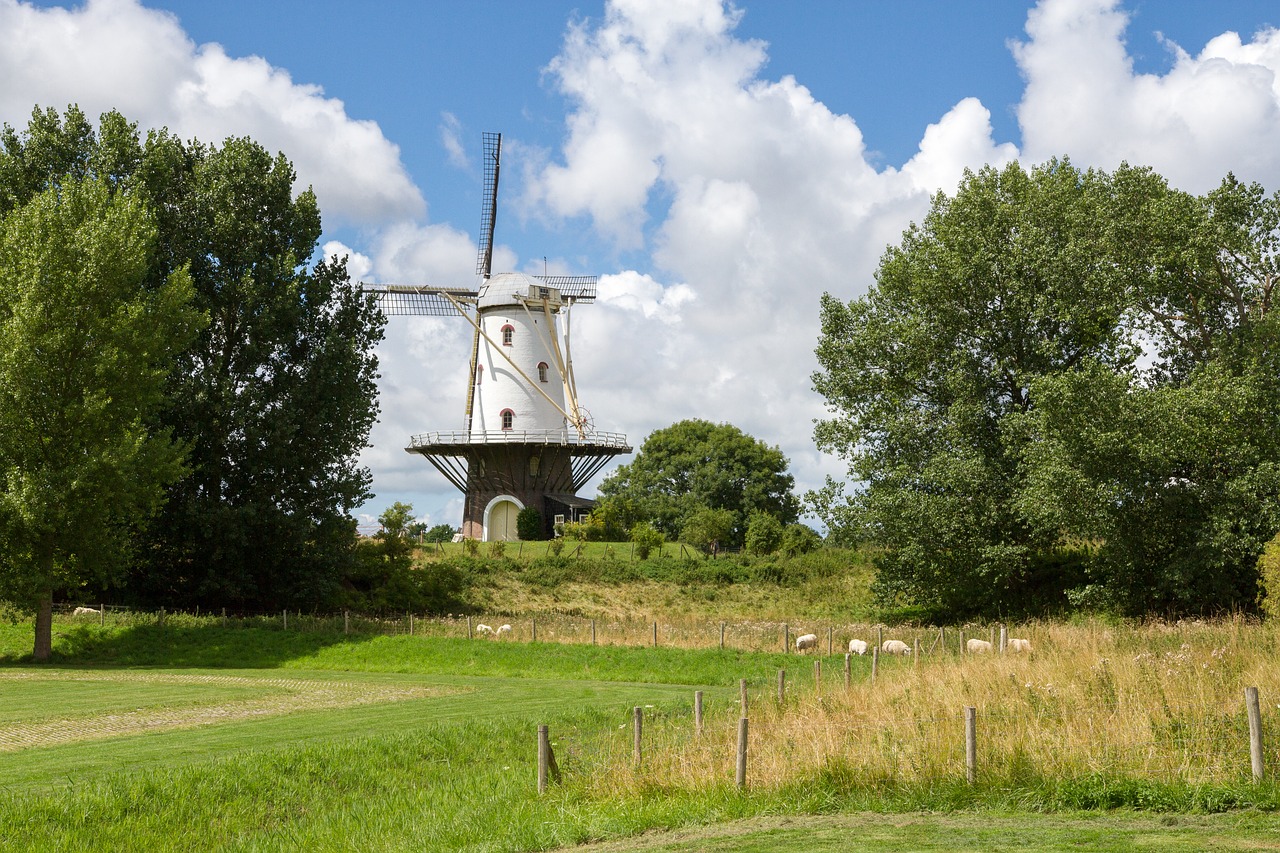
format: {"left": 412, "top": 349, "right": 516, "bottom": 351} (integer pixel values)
{"left": 536, "top": 673, "right": 1273, "bottom": 795}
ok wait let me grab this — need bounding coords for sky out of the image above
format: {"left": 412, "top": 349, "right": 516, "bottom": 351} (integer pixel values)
{"left": 3, "top": 0, "right": 1280, "bottom": 533}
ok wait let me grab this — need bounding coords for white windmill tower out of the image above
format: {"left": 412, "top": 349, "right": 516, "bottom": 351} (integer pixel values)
{"left": 366, "top": 133, "right": 631, "bottom": 540}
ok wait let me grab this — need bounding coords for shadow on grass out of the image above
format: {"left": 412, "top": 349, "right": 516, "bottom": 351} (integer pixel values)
{"left": 0, "top": 622, "right": 377, "bottom": 669}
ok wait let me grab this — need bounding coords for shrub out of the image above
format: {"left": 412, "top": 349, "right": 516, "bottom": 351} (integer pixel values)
{"left": 780, "top": 523, "right": 821, "bottom": 557}
{"left": 424, "top": 523, "right": 456, "bottom": 543}
{"left": 516, "top": 507, "right": 543, "bottom": 541}
{"left": 1257, "top": 532, "right": 1280, "bottom": 618}
{"left": 462, "top": 538, "right": 479, "bottom": 557}
{"left": 630, "top": 522, "right": 665, "bottom": 560}
{"left": 745, "top": 511, "right": 784, "bottom": 555}
{"left": 488, "top": 540, "right": 506, "bottom": 559}
{"left": 548, "top": 537, "right": 565, "bottom": 556}
{"left": 680, "top": 507, "right": 735, "bottom": 554}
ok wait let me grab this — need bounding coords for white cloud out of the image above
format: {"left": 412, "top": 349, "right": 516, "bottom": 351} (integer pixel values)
{"left": 1014, "top": 0, "right": 1280, "bottom": 192}
{"left": 0, "top": 0, "right": 423, "bottom": 229}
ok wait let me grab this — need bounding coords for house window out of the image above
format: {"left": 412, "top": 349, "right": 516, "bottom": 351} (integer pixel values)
{"left": 500, "top": 409, "right": 514, "bottom": 430}
{"left": 501, "top": 324, "right": 514, "bottom": 346}
{"left": 537, "top": 362, "right": 549, "bottom": 382}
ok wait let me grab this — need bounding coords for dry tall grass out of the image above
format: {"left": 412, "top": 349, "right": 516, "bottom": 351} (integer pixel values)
{"left": 581, "top": 617, "right": 1280, "bottom": 794}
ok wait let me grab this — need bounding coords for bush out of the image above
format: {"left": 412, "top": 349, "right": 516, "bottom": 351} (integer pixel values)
{"left": 680, "top": 507, "right": 735, "bottom": 554}
{"left": 488, "top": 540, "right": 506, "bottom": 559}
{"left": 780, "top": 523, "right": 821, "bottom": 557}
{"left": 424, "top": 523, "right": 456, "bottom": 543}
{"left": 745, "top": 511, "right": 784, "bottom": 555}
{"left": 1257, "top": 532, "right": 1280, "bottom": 618}
{"left": 630, "top": 523, "right": 664, "bottom": 560}
{"left": 516, "top": 507, "right": 543, "bottom": 541}
{"left": 462, "top": 538, "right": 479, "bottom": 557}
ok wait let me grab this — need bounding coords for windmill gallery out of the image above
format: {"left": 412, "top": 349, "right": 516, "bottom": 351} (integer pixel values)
{"left": 364, "top": 133, "right": 631, "bottom": 541}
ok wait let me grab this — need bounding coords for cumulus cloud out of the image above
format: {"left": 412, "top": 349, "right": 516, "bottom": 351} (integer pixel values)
{"left": 0, "top": 0, "right": 423, "bottom": 228}
{"left": 1014, "top": 0, "right": 1280, "bottom": 191}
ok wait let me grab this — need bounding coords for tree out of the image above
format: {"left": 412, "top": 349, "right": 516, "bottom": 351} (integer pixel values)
{"left": 680, "top": 507, "right": 735, "bottom": 555}
{"left": 0, "top": 176, "right": 200, "bottom": 660}
{"left": 629, "top": 522, "right": 664, "bottom": 560}
{"left": 0, "top": 106, "right": 386, "bottom": 610}
{"left": 599, "top": 419, "right": 799, "bottom": 546}
{"left": 812, "top": 160, "right": 1141, "bottom": 616}
{"left": 516, "top": 506, "right": 543, "bottom": 541}
{"left": 744, "top": 511, "right": 783, "bottom": 555}
{"left": 424, "top": 524, "right": 457, "bottom": 544}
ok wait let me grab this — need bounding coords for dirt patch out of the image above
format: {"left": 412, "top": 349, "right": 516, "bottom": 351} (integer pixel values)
{"left": 0, "top": 671, "right": 461, "bottom": 751}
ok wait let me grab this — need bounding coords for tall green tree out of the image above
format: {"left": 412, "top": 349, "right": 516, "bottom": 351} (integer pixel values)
{"left": 599, "top": 419, "right": 798, "bottom": 547}
{"left": 0, "top": 105, "right": 385, "bottom": 610}
{"left": 812, "top": 160, "right": 1142, "bottom": 616}
{"left": 0, "top": 176, "right": 200, "bottom": 660}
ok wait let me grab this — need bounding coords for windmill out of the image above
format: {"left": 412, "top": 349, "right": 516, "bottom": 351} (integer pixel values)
{"left": 364, "top": 133, "right": 631, "bottom": 541}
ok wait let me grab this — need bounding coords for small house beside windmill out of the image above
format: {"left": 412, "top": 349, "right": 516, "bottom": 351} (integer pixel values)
{"left": 366, "top": 133, "right": 630, "bottom": 540}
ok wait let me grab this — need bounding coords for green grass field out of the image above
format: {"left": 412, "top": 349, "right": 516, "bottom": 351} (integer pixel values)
{"left": 4, "top": 615, "right": 1280, "bottom": 851}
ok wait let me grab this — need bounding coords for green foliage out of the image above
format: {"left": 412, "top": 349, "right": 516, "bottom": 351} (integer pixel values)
{"left": 462, "top": 538, "right": 479, "bottom": 557}
{"left": 516, "top": 506, "right": 543, "bottom": 541}
{"left": 599, "top": 419, "right": 799, "bottom": 546}
{"left": 0, "top": 174, "right": 201, "bottom": 658}
{"left": 487, "top": 540, "right": 506, "bottom": 559}
{"left": 0, "top": 106, "right": 385, "bottom": 612}
{"left": 745, "top": 511, "right": 784, "bottom": 555}
{"left": 1258, "top": 534, "right": 1280, "bottom": 619}
{"left": 629, "top": 522, "right": 665, "bottom": 560}
{"left": 779, "top": 523, "right": 822, "bottom": 557}
{"left": 814, "top": 158, "right": 1280, "bottom": 618}
{"left": 423, "top": 524, "right": 456, "bottom": 544}
{"left": 679, "top": 507, "right": 736, "bottom": 554}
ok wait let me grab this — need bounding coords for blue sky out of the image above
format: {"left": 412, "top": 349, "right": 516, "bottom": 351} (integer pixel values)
{"left": 3, "top": 0, "right": 1280, "bottom": 532}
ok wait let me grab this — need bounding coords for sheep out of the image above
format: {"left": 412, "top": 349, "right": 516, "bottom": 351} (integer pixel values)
{"left": 848, "top": 638, "right": 868, "bottom": 655}
{"left": 72, "top": 606, "right": 101, "bottom": 617}
{"left": 966, "top": 638, "right": 993, "bottom": 654}
{"left": 495, "top": 624, "right": 512, "bottom": 637}
{"left": 475, "top": 623, "right": 494, "bottom": 636}
{"left": 1007, "top": 637, "right": 1032, "bottom": 653}
{"left": 795, "top": 633, "right": 819, "bottom": 653}
{"left": 881, "top": 639, "right": 911, "bottom": 656}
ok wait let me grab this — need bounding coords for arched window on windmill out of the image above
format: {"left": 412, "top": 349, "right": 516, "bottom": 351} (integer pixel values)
{"left": 500, "top": 408, "right": 514, "bottom": 430}
{"left": 537, "top": 362, "right": 549, "bottom": 382}
{"left": 501, "top": 324, "right": 514, "bottom": 346}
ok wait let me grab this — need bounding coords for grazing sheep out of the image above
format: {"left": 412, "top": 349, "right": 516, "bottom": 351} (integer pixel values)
{"left": 72, "top": 607, "right": 100, "bottom": 617}
{"left": 795, "top": 633, "right": 819, "bottom": 653}
{"left": 966, "top": 638, "right": 993, "bottom": 654}
{"left": 1007, "top": 637, "right": 1032, "bottom": 653}
{"left": 495, "top": 624, "right": 512, "bottom": 637}
{"left": 881, "top": 639, "right": 911, "bottom": 656}
{"left": 848, "top": 638, "right": 868, "bottom": 655}
{"left": 475, "top": 623, "right": 494, "bottom": 635}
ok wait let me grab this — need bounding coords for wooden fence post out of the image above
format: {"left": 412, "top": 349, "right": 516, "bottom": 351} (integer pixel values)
{"left": 827, "top": 626, "right": 833, "bottom": 656}
{"left": 282, "top": 610, "right": 287, "bottom": 630}
{"left": 914, "top": 638, "right": 920, "bottom": 663}
{"left": 740, "top": 679, "right": 748, "bottom": 718}
{"left": 591, "top": 618, "right": 597, "bottom": 645}
{"left": 633, "top": 706, "right": 643, "bottom": 767}
{"left": 695, "top": 690, "right": 704, "bottom": 735}
{"left": 783, "top": 623, "right": 790, "bottom": 653}
{"left": 652, "top": 621, "right": 658, "bottom": 648}
{"left": 221, "top": 607, "right": 227, "bottom": 628}
{"left": 999, "top": 624, "right": 1007, "bottom": 655}
{"left": 844, "top": 653, "right": 851, "bottom": 690}
{"left": 537, "top": 724, "right": 560, "bottom": 793}
{"left": 876, "top": 624, "right": 883, "bottom": 651}
{"left": 960, "top": 630, "right": 966, "bottom": 656}
{"left": 871, "top": 644, "right": 879, "bottom": 684}
{"left": 720, "top": 621, "right": 726, "bottom": 650}
{"left": 1247, "top": 686, "right": 1265, "bottom": 782}
{"left": 409, "top": 613, "right": 414, "bottom": 636}
{"left": 99, "top": 605, "right": 105, "bottom": 628}
{"left": 467, "top": 615, "right": 472, "bottom": 639}
{"left": 777, "top": 669, "right": 786, "bottom": 704}
{"left": 344, "top": 610, "right": 349, "bottom": 634}
{"left": 736, "top": 717, "right": 748, "bottom": 789}
{"left": 965, "top": 706, "right": 977, "bottom": 784}
{"left": 814, "top": 659, "right": 822, "bottom": 696}
{"left": 532, "top": 618, "right": 537, "bottom": 642}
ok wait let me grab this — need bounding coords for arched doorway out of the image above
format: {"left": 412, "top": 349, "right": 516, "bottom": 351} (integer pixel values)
{"left": 484, "top": 495, "right": 523, "bottom": 541}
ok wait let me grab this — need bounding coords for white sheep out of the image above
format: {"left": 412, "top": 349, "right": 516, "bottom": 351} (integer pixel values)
{"left": 881, "top": 639, "right": 911, "bottom": 656}
{"left": 795, "top": 633, "right": 819, "bottom": 653}
{"left": 72, "top": 607, "right": 100, "bottom": 617}
{"left": 1007, "top": 637, "right": 1032, "bottom": 653}
{"left": 848, "top": 638, "right": 868, "bottom": 655}
{"left": 495, "top": 624, "right": 512, "bottom": 637}
{"left": 475, "top": 623, "right": 494, "bottom": 636}
{"left": 966, "top": 638, "right": 993, "bottom": 654}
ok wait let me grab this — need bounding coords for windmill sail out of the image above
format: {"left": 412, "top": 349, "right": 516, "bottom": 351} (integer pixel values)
{"left": 476, "top": 132, "right": 501, "bottom": 279}
{"left": 364, "top": 284, "right": 477, "bottom": 317}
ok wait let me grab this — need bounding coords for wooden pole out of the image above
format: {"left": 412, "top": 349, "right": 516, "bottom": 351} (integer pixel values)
{"left": 871, "top": 643, "right": 879, "bottom": 684}
{"left": 914, "top": 637, "right": 920, "bottom": 663}
{"left": 653, "top": 621, "right": 658, "bottom": 648}
{"left": 740, "top": 679, "right": 748, "bottom": 718}
{"left": 827, "top": 626, "right": 833, "bottom": 655}
{"left": 467, "top": 615, "right": 472, "bottom": 639}
{"left": 965, "top": 706, "right": 977, "bottom": 784}
{"left": 221, "top": 607, "right": 227, "bottom": 628}
{"left": 777, "top": 669, "right": 786, "bottom": 704}
{"left": 960, "top": 630, "right": 966, "bottom": 656}
{"left": 532, "top": 618, "right": 537, "bottom": 642}
{"left": 783, "top": 623, "right": 789, "bottom": 653}
{"left": 283, "top": 609, "right": 287, "bottom": 630}
{"left": 100, "top": 605, "right": 105, "bottom": 628}
{"left": 409, "top": 613, "right": 415, "bottom": 636}
{"left": 591, "top": 618, "right": 596, "bottom": 645}
{"left": 1247, "top": 686, "right": 1265, "bottom": 782}
{"left": 736, "top": 717, "right": 748, "bottom": 789}
{"left": 999, "top": 624, "right": 1007, "bottom": 655}
{"left": 876, "top": 624, "right": 883, "bottom": 650}
{"left": 939, "top": 626, "right": 946, "bottom": 654}
{"left": 538, "top": 724, "right": 559, "bottom": 793}
{"left": 720, "top": 621, "right": 726, "bottom": 650}
{"left": 814, "top": 659, "right": 822, "bottom": 696}
{"left": 844, "top": 653, "right": 851, "bottom": 690}
{"left": 344, "top": 610, "right": 349, "bottom": 634}
{"left": 695, "top": 690, "right": 704, "bottom": 735}
{"left": 633, "top": 706, "right": 643, "bottom": 767}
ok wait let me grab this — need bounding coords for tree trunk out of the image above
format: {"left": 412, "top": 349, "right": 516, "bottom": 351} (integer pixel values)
{"left": 33, "top": 590, "right": 53, "bottom": 662}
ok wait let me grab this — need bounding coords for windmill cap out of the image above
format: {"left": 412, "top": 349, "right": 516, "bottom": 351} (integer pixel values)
{"left": 477, "top": 271, "right": 546, "bottom": 309}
